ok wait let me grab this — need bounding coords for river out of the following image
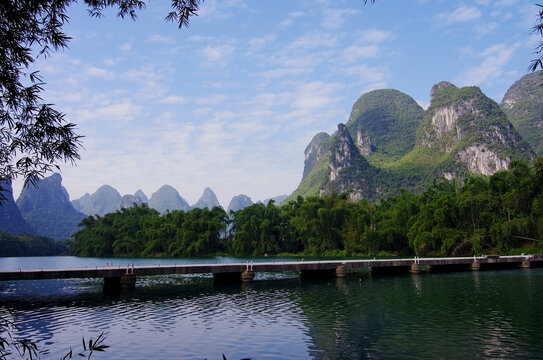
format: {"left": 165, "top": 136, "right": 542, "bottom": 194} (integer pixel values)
{"left": 0, "top": 256, "right": 542, "bottom": 359}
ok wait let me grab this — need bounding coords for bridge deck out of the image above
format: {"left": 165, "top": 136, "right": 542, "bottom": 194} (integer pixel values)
{"left": 0, "top": 255, "right": 539, "bottom": 281}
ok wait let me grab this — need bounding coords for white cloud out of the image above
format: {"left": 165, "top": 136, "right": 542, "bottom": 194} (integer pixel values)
{"left": 86, "top": 66, "right": 114, "bottom": 79}
{"left": 198, "top": 0, "right": 247, "bottom": 19}
{"left": 342, "top": 64, "right": 386, "bottom": 86}
{"left": 193, "top": 94, "right": 227, "bottom": 105}
{"left": 321, "top": 8, "right": 359, "bottom": 30}
{"left": 257, "top": 67, "right": 312, "bottom": 80}
{"left": 159, "top": 95, "right": 186, "bottom": 104}
{"left": 287, "top": 31, "right": 338, "bottom": 49}
{"left": 473, "top": 22, "right": 499, "bottom": 37}
{"left": 289, "top": 81, "right": 343, "bottom": 111}
{"left": 341, "top": 45, "right": 379, "bottom": 62}
{"left": 279, "top": 11, "right": 306, "bottom": 28}
{"left": 457, "top": 43, "right": 517, "bottom": 85}
{"left": 359, "top": 29, "right": 392, "bottom": 43}
{"left": 120, "top": 43, "right": 132, "bottom": 52}
{"left": 75, "top": 99, "right": 144, "bottom": 124}
{"left": 436, "top": 5, "right": 481, "bottom": 25}
{"left": 247, "top": 35, "right": 275, "bottom": 54}
{"left": 200, "top": 44, "right": 235, "bottom": 65}
{"left": 147, "top": 34, "right": 174, "bottom": 44}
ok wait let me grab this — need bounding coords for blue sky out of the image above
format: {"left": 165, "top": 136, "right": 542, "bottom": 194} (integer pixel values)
{"left": 12, "top": 0, "right": 541, "bottom": 207}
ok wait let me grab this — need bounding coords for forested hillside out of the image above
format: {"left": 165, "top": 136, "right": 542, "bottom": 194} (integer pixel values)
{"left": 291, "top": 79, "right": 534, "bottom": 202}
{"left": 71, "top": 158, "right": 543, "bottom": 258}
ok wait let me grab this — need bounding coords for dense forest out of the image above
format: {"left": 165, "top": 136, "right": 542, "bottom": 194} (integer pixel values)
{"left": 0, "top": 231, "right": 68, "bottom": 256}
{"left": 70, "top": 158, "right": 543, "bottom": 258}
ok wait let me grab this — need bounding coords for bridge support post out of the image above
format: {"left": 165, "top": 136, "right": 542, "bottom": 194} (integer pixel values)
{"left": 410, "top": 263, "right": 421, "bottom": 273}
{"left": 521, "top": 258, "right": 531, "bottom": 268}
{"left": 471, "top": 261, "right": 480, "bottom": 271}
{"left": 120, "top": 274, "right": 136, "bottom": 289}
{"left": 241, "top": 270, "right": 255, "bottom": 282}
{"left": 335, "top": 265, "right": 347, "bottom": 278}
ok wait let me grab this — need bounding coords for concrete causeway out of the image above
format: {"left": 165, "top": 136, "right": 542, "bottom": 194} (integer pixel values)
{"left": 0, "top": 255, "right": 540, "bottom": 289}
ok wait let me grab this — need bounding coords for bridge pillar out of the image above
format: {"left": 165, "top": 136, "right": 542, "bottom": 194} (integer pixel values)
{"left": 335, "top": 265, "right": 347, "bottom": 278}
{"left": 521, "top": 258, "right": 531, "bottom": 268}
{"left": 241, "top": 270, "right": 255, "bottom": 282}
{"left": 120, "top": 274, "right": 136, "bottom": 289}
{"left": 471, "top": 261, "right": 480, "bottom": 271}
{"left": 410, "top": 263, "right": 421, "bottom": 273}
{"left": 103, "top": 275, "right": 136, "bottom": 291}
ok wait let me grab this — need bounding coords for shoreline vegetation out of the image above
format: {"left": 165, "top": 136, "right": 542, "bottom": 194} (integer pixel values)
{"left": 67, "top": 158, "right": 543, "bottom": 259}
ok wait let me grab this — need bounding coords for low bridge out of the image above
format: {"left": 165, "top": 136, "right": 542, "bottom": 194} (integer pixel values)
{"left": 0, "top": 255, "right": 540, "bottom": 290}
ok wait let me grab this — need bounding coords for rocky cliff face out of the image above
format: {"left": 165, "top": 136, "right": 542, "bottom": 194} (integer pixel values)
{"left": 16, "top": 173, "right": 85, "bottom": 240}
{"left": 418, "top": 82, "right": 532, "bottom": 178}
{"left": 192, "top": 187, "right": 221, "bottom": 209}
{"left": 303, "top": 132, "right": 331, "bottom": 180}
{"left": 0, "top": 179, "right": 36, "bottom": 235}
{"left": 322, "top": 124, "right": 383, "bottom": 201}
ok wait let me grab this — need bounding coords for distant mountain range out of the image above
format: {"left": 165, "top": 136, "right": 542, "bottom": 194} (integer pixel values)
{"left": 1, "top": 175, "right": 283, "bottom": 239}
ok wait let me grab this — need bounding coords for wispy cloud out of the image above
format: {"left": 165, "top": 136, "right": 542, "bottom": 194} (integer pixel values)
{"left": 457, "top": 43, "right": 517, "bottom": 85}
{"left": 321, "top": 8, "right": 359, "bottom": 30}
{"left": 436, "top": 5, "right": 482, "bottom": 25}
{"left": 86, "top": 66, "right": 114, "bottom": 79}
{"left": 341, "top": 44, "right": 379, "bottom": 62}
{"left": 159, "top": 95, "right": 186, "bottom": 104}
{"left": 200, "top": 44, "right": 236, "bottom": 66}
{"left": 198, "top": 0, "right": 247, "bottom": 20}
{"left": 146, "top": 34, "right": 174, "bottom": 44}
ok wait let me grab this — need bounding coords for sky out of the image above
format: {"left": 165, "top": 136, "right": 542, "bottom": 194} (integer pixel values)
{"left": 11, "top": 0, "right": 542, "bottom": 208}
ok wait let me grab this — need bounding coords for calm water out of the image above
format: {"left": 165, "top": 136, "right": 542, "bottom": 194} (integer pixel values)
{"left": 0, "top": 257, "right": 542, "bottom": 359}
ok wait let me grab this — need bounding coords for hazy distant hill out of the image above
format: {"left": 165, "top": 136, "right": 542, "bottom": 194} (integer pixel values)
{"left": 227, "top": 194, "right": 253, "bottom": 212}
{"left": 16, "top": 173, "right": 85, "bottom": 240}
{"left": 261, "top": 195, "right": 288, "bottom": 205}
{"left": 71, "top": 193, "right": 90, "bottom": 212}
{"left": 148, "top": 185, "right": 191, "bottom": 214}
{"left": 120, "top": 194, "right": 143, "bottom": 209}
{"left": 290, "top": 78, "right": 534, "bottom": 202}
{"left": 134, "top": 189, "right": 148, "bottom": 203}
{"left": 192, "top": 187, "right": 221, "bottom": 209}
{"left": 501, "top": 71, "right": 543, "bottom": 156}
{"left": 74, "top": 185, "right": 121, "bottom": 216}
{"left": 0, "top": 179, "right": 36, "bottom": 235}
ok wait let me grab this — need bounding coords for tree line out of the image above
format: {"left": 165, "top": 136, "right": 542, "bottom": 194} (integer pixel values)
{"left": 70, "top": 158, "right": 543, "bottom": 258}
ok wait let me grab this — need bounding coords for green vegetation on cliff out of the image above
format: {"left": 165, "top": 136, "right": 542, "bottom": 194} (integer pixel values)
{"left": 292, "top": 79, "right": 534, "bottom": 202}
{"left": 346, "top": 89, "right": 424, "bottom": 162}
{"left": 501, "top": 71, "right": 543, "bottom": 155}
